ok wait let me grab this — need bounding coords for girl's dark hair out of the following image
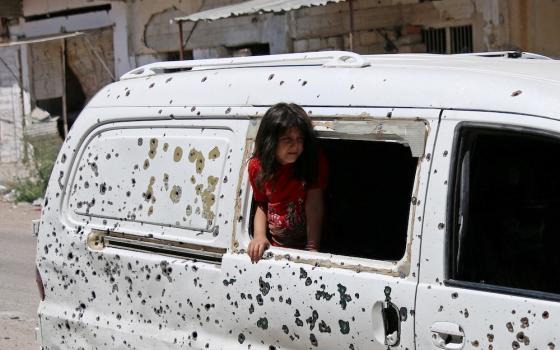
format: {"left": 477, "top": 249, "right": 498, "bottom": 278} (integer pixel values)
{"left": 253, "top": 103, "right": 318, "bottom": 189}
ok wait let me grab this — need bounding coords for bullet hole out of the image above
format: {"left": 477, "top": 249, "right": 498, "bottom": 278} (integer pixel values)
{"left": 337, "top": 284, "right": 352, "bottom": 310}
{"left": 191, "top": 106, "right": 196, "bottom": 112}
{"left": 437, "top": 222, "right": 445, "bottom": 230}
{"left": 225, "top": 107, "right": 231, "bottom": 114}
{"left": 309, "top": 333, "right": 318, "bottom": 347}
{"left": 192, "top": 331, "right": 197, "bottom": 339}
{"left": 84, "top": 182, "right": 90, "bottom": 189}
{"left": 149, "top": 83, "right": 155, "bottom": 88}
{"left": 516, "top": 331, "right": 530, "bottom": 345}
{"left": 173, "top": 147, "right": 183, "bottom": 162}
{"left": 506, "top": 322, "right": 514, "bottom": 332}
{"left": 299, "top": 268, "right": 307, "bottom": 279}
{"left": 259, "top": 277, "right": 271, "bottom": 296}
{"left": 443, "top": 150, "right": 448, "bottom": 157}
{"left": 143, "top": 159, "right": 150, "bottom": 170}
{"left": 237, "top": 333, "right": 245, "bottom": 344}
{"left": 169, "top": 100, "right": 173, "bottom": 104}
{"left": 126, "top": 191, "right": 131, "bottom": 197}
{"left": 487, "top": 333, "right": 494, "bottom": 342}
{"left": 512, "top": 340, "right": 520, "bottom": 349}
{"left": 400, "top": 307, "right": 408, "bottom": 321}
{"left": 549, "top": 342, "right": 556, "bottom": 349}
{"left": 256, "top": 294, "right": 264, "bottom": 306}
{"left": 186, "top": 205, "right": 192, "bottom": 216}
{"left": 191, "top": 175, "right": 196, "bottom": 184}
{"left": 464, "top": 308, "right": 469, "bottom": 318}
{"left": 166, "top": 77, "right": 172, "bottom": 83}
{"left": 99, "top": 183, "right": 107, "bottom": 195}
{"left": 511, "top": 90, "right": 522, "bottom": 97}
{"left": 520, "top": 317, "right": 529, "bottom": 328}
{"left": 302, "top": 81, "right": 308, "bottom": 86}
{"left": 61, "top": 154, "right": 67, "bottom": 163}
{"left": 339, "top": 319, "right": 350, "bottom": 334}
{"left": 125, "top": 90, "right": 130, "bottom": 96}
{"left": 471, "top": 340, "right": 479, "bottom": 347}
{"left": 148, "top": 206, "right": 154, "bottom": 216}
{"left": 543, "top": 311, "right": 549, "bottom": 319}
{"left": 257, "top": 317, "right": 269, "bottom": 330}
{"left": 268, "top": 74, "right": 275, "bottom": 80}
{"left": 201, "top": 77, "right": 207, "bottom": 82}
{"left": 438, "top": 305, "right": 443, "bottom": 312}
{"left": 451, "top": 292, "right": 458, "bottom": 299}
{"left": 295, "top": 318, "right": 303, "bottom": 327}
{"left": 279, "top": 80, "right": 284, "bottom": 85}
{"left": 350, "top": 84, "right": 354, "bottom": 90}
{"left": 411, "top": 196, "right": 417, "bottom": 205}
{"left": 208, "top": 146, "right": 220, "bottom": 160}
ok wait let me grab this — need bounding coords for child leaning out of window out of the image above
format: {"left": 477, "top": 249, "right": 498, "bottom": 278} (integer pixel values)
{"left": 247, "top": 103, "right": 328, "bottom": 263}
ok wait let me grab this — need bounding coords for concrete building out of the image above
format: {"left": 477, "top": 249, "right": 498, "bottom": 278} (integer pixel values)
{"left": 1, "top": 0, "right": 559, "bottom": 180}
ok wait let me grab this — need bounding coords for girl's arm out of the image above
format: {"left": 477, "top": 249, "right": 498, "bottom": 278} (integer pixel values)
{"left": 305, "top": 188, "right": 324, "bottom": 251}
{"left": 248, "top": 205, "right": 270, "bottom": 263}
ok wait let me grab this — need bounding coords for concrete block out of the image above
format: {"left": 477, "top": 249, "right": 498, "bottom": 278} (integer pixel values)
{"left": 307, "top": 38, "right": 322, "bottom": 51}
{"left": 293, "top": 39, "right": 308, "bottom": 52}
{"left": 358, "top": 30, "right": 383, "bottom": 45}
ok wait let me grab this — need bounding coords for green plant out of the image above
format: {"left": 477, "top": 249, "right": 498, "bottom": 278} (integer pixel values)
{"left": 12, "top": 135, "right": 61, "bottom": 203}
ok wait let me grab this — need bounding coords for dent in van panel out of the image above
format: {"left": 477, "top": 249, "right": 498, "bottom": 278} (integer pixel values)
{"left": 67, "top": 128, "right": 231, "bottom": 234}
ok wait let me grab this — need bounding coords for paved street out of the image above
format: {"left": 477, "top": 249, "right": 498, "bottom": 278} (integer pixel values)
{"left": 0, "top": 200, "right": 41, "bottom": 350}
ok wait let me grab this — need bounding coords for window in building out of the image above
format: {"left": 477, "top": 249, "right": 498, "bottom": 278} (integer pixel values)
{"left": 448, "top": 126, "right": 560, "bottom": 297}
{"left": 422, "top": 25, "right": 473, "bottom": 54}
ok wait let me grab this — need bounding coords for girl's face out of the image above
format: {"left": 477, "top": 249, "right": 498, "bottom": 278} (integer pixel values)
{"left": 276, "top": 127, "right": 304, "bottom": 165}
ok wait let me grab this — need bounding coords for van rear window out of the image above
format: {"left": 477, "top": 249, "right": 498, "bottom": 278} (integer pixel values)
{"left": 67, "top": 127, "right": 232, "bottom": 234}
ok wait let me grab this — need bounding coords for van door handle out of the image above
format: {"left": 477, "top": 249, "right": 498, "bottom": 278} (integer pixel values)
{"left": 430, "top": 322, "right": 465, "bottom": 350}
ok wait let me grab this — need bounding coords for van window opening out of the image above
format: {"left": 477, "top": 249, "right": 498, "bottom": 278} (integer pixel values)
{"left": 249, "top": 138, "right": 418, "bottom": 261}
{"left": 449, "top": 126, "right": 560, "bottom": 296}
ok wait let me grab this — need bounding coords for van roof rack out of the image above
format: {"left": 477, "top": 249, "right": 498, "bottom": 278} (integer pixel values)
{"left": 120, "top": 51, "right": 370, "bottom": 80}
{"left": 456, "top": 51, "right": 553, "bottom": 60}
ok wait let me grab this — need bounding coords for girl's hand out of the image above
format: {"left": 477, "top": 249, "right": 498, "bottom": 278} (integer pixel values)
{"left": 248, "top": 236, "right": 270, "bottom": 263}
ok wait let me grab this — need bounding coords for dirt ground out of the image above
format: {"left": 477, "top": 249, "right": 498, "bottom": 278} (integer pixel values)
{"left": 0, "top": 200, "right": 41, "bottom": 350}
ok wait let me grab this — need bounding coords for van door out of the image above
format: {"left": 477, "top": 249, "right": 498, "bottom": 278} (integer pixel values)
{"left": 416, "top": 110, "right": 560, "bottom": 350}
{"left": 222, "top": 108, "right": 440, "bottom": 350}
{"left": 37, "top": 108, "right": 251, "bottom": 349}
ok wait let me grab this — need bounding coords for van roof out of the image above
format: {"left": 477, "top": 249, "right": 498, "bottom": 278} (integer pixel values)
{"left": 88, "top": 51, "right": 560, "bottom": 120}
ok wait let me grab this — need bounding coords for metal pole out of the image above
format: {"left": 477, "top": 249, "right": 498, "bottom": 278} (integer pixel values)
{"left": 61, "top": 38, "right": 68, "bottom": 138}
{"left": 348, "top": 0, "right": 355, "bottom": 51}
{"left": 178, "top": 21, "right": 185, "bottom": 60}
{"left": 17, "top": 46, "right": 28, "bottom": 163}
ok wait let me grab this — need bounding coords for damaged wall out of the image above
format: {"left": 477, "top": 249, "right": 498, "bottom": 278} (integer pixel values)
{"left": 507, "top": 0, "right": 560, "bottom": 58}
{"left": 290, "top": 0, "right": 509, "bottom": 54}
{"left": 136, "top": 0, "right": 289, "bottom": 63}
{"left": 66, "top": 28, "right": 115, "bottom": 101}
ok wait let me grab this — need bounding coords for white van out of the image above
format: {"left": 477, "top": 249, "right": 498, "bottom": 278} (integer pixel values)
{"left": 35, "top": 51, "right": 560, "bottom": 349}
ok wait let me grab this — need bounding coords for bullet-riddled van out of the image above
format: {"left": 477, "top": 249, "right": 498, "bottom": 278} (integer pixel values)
{"left": 35, "top": 51, "right": 560, "bottom": 349}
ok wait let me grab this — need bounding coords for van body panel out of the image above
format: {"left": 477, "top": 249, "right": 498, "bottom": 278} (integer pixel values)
{"left": 417, "top": 110, "right": 560, "bottom": 349}
{"left": 89, "top": 57, "right": 560, "bottom": 120}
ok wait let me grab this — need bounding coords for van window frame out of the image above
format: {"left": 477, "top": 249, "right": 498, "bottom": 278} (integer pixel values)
{"left": 445, "top": 122, "right": 560, "bottom": 302}
{"left": 243, "top": 117, "right": 429, "bottom": 275}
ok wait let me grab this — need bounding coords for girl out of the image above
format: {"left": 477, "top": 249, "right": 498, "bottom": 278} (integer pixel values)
{"left": 248, "top": 103, "right": 328, "bottom": 263}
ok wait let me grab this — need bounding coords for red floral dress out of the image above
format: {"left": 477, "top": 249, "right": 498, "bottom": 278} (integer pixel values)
{"left": 248, "top": 153, "right": 328, "bottom": 249}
